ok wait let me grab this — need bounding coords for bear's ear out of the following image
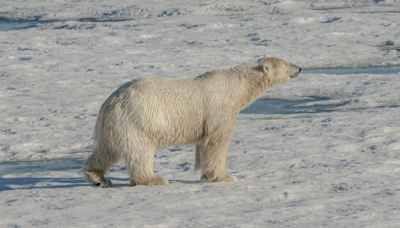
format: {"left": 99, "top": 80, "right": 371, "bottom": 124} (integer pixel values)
{"left": 262, "top": 58, "right": 272, "bottom": 75}
{"left": 263, "top": 64, "right": 270, "bottom": 75}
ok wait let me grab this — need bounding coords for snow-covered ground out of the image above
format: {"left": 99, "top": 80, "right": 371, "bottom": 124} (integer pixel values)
{"left": 1, "top": 0, "right": 400, "bottom": 227}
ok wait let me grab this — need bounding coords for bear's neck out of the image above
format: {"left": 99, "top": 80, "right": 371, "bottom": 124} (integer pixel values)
{"left": 228, "top": 66, "right": 273, "bottom": 110}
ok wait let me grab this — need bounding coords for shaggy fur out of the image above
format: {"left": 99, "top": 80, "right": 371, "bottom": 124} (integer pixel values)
{"left": 83, "top": 57, "right": 301, "bottom": 187}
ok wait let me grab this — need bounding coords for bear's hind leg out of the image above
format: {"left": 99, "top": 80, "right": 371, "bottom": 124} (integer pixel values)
{"left": 82, "top": 148, "right": 119, "bottom": 188}
{"left": 83, "top": 169, "right": 113, "bottom": 188}
{"left": 126, "top": 146, "right": 169, "bottom": 186}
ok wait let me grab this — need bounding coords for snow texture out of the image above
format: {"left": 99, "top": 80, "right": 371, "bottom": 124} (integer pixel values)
{"left": 1, "top": 0, "right": 400, "bottom": 227}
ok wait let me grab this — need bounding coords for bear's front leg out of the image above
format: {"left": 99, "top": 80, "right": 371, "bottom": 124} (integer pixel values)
{"left": 198, "top": 127, "right": 237, "bottom": 183}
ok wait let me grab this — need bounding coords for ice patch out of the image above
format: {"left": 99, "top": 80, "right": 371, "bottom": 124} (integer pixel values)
{"left": 240, "top": 97, "right": 349, "bottom": 115}
{"left": 303, "top": 65, "right": 400, "bottom": 75}
{"left": 0, "top": 19, "right": 41, "bottom": 31}
{"left": 0, "top": 159, "right": 85, "bottom": 176}
{"left": 294, "top": 16, "right": 342, "bottom": 24}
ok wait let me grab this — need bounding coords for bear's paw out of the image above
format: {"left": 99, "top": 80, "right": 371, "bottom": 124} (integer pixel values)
{"left": 131, "top": 176, "right": 169, "bottom": 186}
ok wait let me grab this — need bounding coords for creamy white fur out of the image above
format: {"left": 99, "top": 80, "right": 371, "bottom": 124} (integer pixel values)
{"left": 82, "top": 57, "right": 301, "bottom": 187}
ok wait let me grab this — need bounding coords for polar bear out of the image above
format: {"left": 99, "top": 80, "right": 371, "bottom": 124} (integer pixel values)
{"left": 83, "top": 57, "right": 301, "bottom": 187}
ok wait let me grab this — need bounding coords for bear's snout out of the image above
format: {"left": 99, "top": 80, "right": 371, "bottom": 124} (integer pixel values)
{"left": 290, "top": 66, "right": 301, "bottom": 78}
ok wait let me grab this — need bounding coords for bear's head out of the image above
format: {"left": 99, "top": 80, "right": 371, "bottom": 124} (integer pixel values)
{"left": 259, "top": 57, "right": 301, "bottom": 85}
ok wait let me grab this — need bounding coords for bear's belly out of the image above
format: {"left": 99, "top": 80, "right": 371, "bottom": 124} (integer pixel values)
{"left": 143, "top": 114, "right": 205, "bottom": 147}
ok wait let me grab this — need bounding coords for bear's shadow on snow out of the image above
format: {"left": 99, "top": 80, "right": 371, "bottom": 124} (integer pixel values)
{"left": 169, "top": 180, "right": 207, "bottom": 185}
{"left": 106, "top": 179, "right": 209, "bottom": 187}
{"left": 0, "top": 177, "right": 125, "bottom": 191}
{"left": 0, "top": 177, "right": 208, "bottom": 191}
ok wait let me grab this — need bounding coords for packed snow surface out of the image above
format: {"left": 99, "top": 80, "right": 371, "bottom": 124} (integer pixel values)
{"left": 1, "top": 0, "right": 400, "bottom": 227}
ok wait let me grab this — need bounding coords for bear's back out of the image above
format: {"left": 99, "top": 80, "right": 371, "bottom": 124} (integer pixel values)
{"left": 111, "top": 76, "right": 207, "bottom": 146}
